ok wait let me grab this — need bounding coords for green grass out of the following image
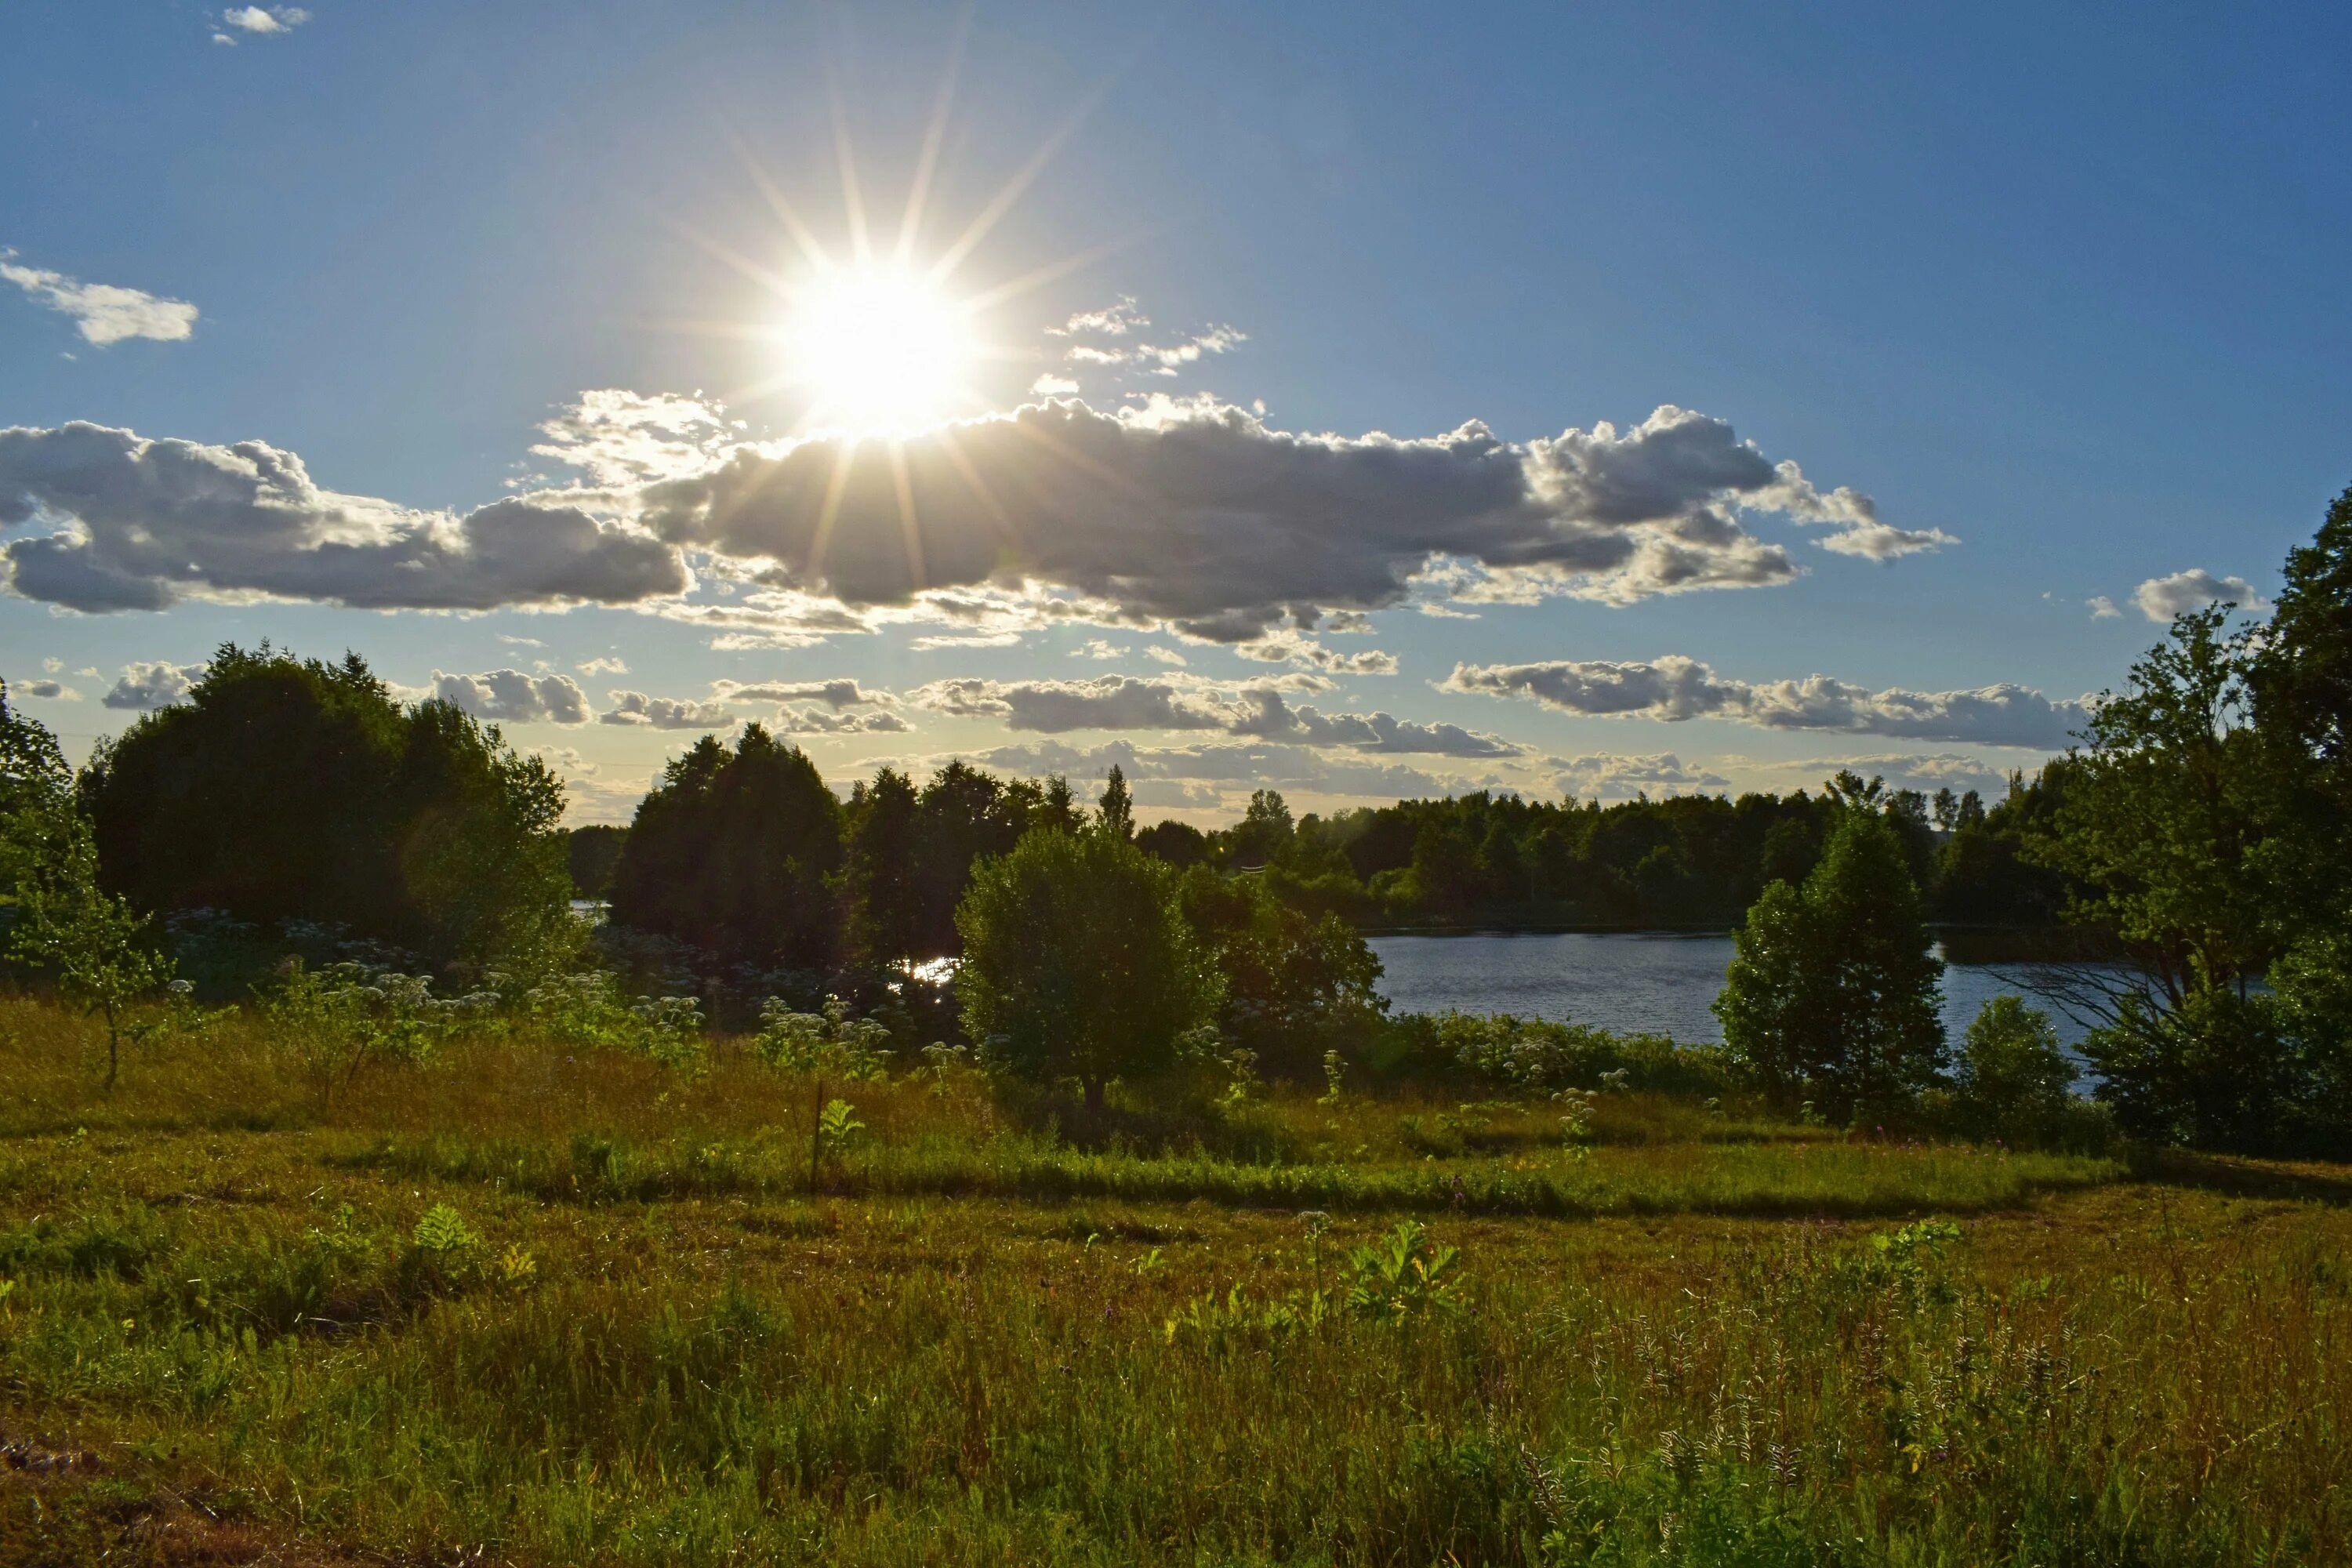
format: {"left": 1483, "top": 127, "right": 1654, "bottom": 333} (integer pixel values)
{"left": 1, "top": 997, "right": 2347, "bottom": 1565}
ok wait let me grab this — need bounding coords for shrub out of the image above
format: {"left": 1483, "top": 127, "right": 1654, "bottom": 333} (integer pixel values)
{"left": 1949, "top": 997, "right": 2087, "bottom": 1146}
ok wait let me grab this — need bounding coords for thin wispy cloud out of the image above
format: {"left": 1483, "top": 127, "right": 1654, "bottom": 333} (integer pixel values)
{"left": 0, "top": 250, "right": 198, "bottom": 345}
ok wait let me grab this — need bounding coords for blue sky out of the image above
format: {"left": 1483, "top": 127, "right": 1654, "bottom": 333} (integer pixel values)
{"left": 4, "top": 2, "right": 2346, "bottom": 822}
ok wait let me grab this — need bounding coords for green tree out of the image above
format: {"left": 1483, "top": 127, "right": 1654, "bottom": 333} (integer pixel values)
{"left": 1097, "top": 765, "right": 1135, "bottom": 840}
{"left": 841, "top": 768, "right": 923, "bottom": 967}
{"left": 1951, "top": 996, "right": 2078, "bottom": 1143}
{"left": 0, "top": 690, "right": 170, "bottom": 1090}
{"left": 954, "top": 822, "right": 1220, "bottom": 1111}
{"left": 1715, "top": 808, "right": 1946, "bottom": 1119}
{"left": 607, "top": 725, "right": 843, "bottom": 967}
{"left": 80, "top": 645, "right": 570, "bottom": 968}
{"left": 1178, "top": 866, "right": 1386, "bottom": 1079}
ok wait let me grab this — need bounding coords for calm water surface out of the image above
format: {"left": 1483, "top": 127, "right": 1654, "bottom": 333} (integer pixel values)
{"left": 1367, "top": 931, "right": 2102, "bottom": 1047}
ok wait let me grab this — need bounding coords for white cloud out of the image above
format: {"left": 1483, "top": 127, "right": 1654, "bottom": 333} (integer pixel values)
{"left": 1550, "top": 752, "right": 1730, "bottom": 800}
{"left": 601, "top": 690, "right": 735, "bottom": 731}
{"left": 1233, "top": 628, "right": 1399, "bottom": 676}
{"left": 2087, "top": 595, "right": 2122, "bottom": 620}
{"left": 1029, "top": 374, "right": 1081, "bottom": 397}
{"left": 13, "top": 678, "right": 79, "bottom": 702}
{"left": 102, "top": 660, "right": 206, "bottom": 710}
{"left": 577, "top": 655, "right": 628, "bottom": 676}
{"left": 1048, "top": 297, "right": 1148, "bottom": 337}
{"left": 532, "top": 389, "right": 737, "bottom": 488}
{"left": 427, "top": 669, "right": 590, "bottom": 726}
{"left": 1144, "top": 645, "right": 1188, "bottom": 666}
{"left": 0, "top": 422, "right": 684, "bottom": 613}
{"left": 0, "top": 250, "right": 198, "bottom": 346}
{"left": 1444, "top": 656, "right": 2087, "bottom": 750}
{"left": 1071, "top": 638, "right": 1129, "bottom": 660}
{"left": 497, "top": 633, "right": 543, "bottom": 647}
{"left": 218, "top": 6, "right": 307, "bottom": 36}
{"left": 2132, "top": 568, "right": 2270, "bottom": 622}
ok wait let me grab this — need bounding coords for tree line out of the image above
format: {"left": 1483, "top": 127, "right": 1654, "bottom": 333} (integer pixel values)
{"left": 0, "top": 485, "right": 2346, "bottom": 1157}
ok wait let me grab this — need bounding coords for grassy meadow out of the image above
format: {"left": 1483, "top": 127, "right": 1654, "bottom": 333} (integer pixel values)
{"left": 2, "top": 998, "right": 2349, "bottom": 1566}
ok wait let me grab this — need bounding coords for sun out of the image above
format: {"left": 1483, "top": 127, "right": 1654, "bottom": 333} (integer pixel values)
{"left": 782, "top": 261, "right": 976, "bottom": 437}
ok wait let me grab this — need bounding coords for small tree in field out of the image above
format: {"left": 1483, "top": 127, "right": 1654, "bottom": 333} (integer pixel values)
{"left": 0, "top": 690, "right": 171, "bottom": 1091}
{"left": 1716, "top": 804, "right": 1945, "bottom": 1120}
{"left": 954, "top": 821, "right": 1221, "bottom": 1110}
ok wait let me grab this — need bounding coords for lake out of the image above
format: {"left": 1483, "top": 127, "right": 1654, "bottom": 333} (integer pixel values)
{"left": 1367, "top": 931, "right": 2106, "bottom": 1047}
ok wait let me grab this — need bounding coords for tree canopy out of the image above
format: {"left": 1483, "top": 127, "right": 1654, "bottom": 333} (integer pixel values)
{"left": 82, "top": 644, "right": 570, "bottom": 968}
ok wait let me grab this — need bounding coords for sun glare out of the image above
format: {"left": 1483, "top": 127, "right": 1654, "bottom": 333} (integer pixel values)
{"left": 784, "top": 263, "right": 975, "bottom": 436}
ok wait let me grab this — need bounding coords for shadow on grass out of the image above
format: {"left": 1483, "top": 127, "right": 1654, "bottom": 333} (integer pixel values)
{"left": 2134, "top": 1149, "right": 2352, "bottom": 1206}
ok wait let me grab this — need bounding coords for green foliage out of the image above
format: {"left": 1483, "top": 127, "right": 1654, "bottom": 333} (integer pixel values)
{"left": 1345, "top": 1219, "right": 1466, "bottom": 1323}
{"left": 955, "top": 822, "right": 1221, "bottom": 1109}
{"left": 564, "top": 823, "right": 628, "bottom": 900}
{"left": 0, "top": 689, "right": 172, "bottom": 1090}
{"left": 751, "top": 994, "right": 894, "bottom": 1080}
{"left": 81, "top": 644, "right": 572, "bottom": 968}
{"left": 518, "top": 970, "right": 704, "bottom": 1071}
{"left": 1420, "top": 1011, "right": 1733, "bottom": 1098}
{"left": 1950, "top": 996, "right": 2084, "bottom": 1145}
{"left": 263, "top": 960, "right": 499, "bottom": 1101}
{"left": 815, "top": 1098, "right": 865, "bottom": 1156}
{"left": 1178, "top": 866, "right": 1386, "bottom": 1079}
{"left": 1716, "top": 808, "right": 1946, "bottom": 1120}
{"left": 606, "top": 725, "right": 843, "bottom": 967}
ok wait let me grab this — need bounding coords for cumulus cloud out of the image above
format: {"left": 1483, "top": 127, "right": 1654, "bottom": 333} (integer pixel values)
{"left": 1444, "top": 656, "right": 2087, "bottom": 749}
{"left": 0, "top": 422, "right": 686, "bottom": 613}
{"left": 1072, "top": 639, "right": 1128, "bottom": 659}
{"left": 1145, "top": 645, "right": 1188, "bottom": 666}
{"left": 1550, "top": 752, "right": 1730, "bottom": 800}
{"left": 601, "top": 691, "right": 735, "bottom": 731}
{"left": 2132, "top": 569, "right": 2270, "bottom": 622}
{"left": 2087, "top": 595, "right": 2122, "bottom": 620}
{"left": 532, "top": 390, "right": 737, "bottom": 488}
{"left": 4, "top": 398, "right": 1934, "bottom": 639}
{"left": 427, "top": 669, "right": 590, "bottom": 725}
{"left": 1029, "top": 374, "right": 1081, "bottom": 397}
{"left": 13, "top": 678, "right": 78, "bottom": 701}
{"left": 773, "top": 706, "right": 911, "bottom": 735}
{"left": 577, "top": 655, "right": 628, "bottom": 676}
{"left": 906, "top": 674, "right": 1518, "bottom": 757}
{"left": 102, "top": 660, "right": 205, "bottom": 710}
{"left": 710, "top": 678, "right": 891, "bottom": 710}
{"left": 641, "top": 400, "right": 1907, "bottom": 642}
{"left": 0, "top": 251, "right": 198, "bottom": 346}
{"left": 1234, "top": 629, "right": 1399, "bottom": 675}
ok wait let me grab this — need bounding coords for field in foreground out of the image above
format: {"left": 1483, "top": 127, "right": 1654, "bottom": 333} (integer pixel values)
{"left": 2, "top": 1001, "right": 2348, "bottom": 1566}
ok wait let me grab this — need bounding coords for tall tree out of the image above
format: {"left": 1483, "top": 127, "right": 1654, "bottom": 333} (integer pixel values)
{"left": 607, "top": 725, "right": 842, "bottom": 966}
{"left": 841, "top": 768, "right": 922, "bottom": 967}
{"left": 1097, "top": 765, "right": 1134, "bottom": 840}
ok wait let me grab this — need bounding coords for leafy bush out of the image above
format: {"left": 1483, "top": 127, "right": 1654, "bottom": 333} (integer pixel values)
{"left": 1945, "top": 996, "right": 2103, "bottom": 1148}
{"left": 751, "top": 994, "right": 894, "bottom": 1080}
{"left": 522, "top": 970, "right": 705, "bottom": 1071}
{"left": 1346, "top": 1220, "right": 1466, "bottom": 1323}
{"left": 1401, "top": 1010, "right": 1737, "bottom": 1099}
